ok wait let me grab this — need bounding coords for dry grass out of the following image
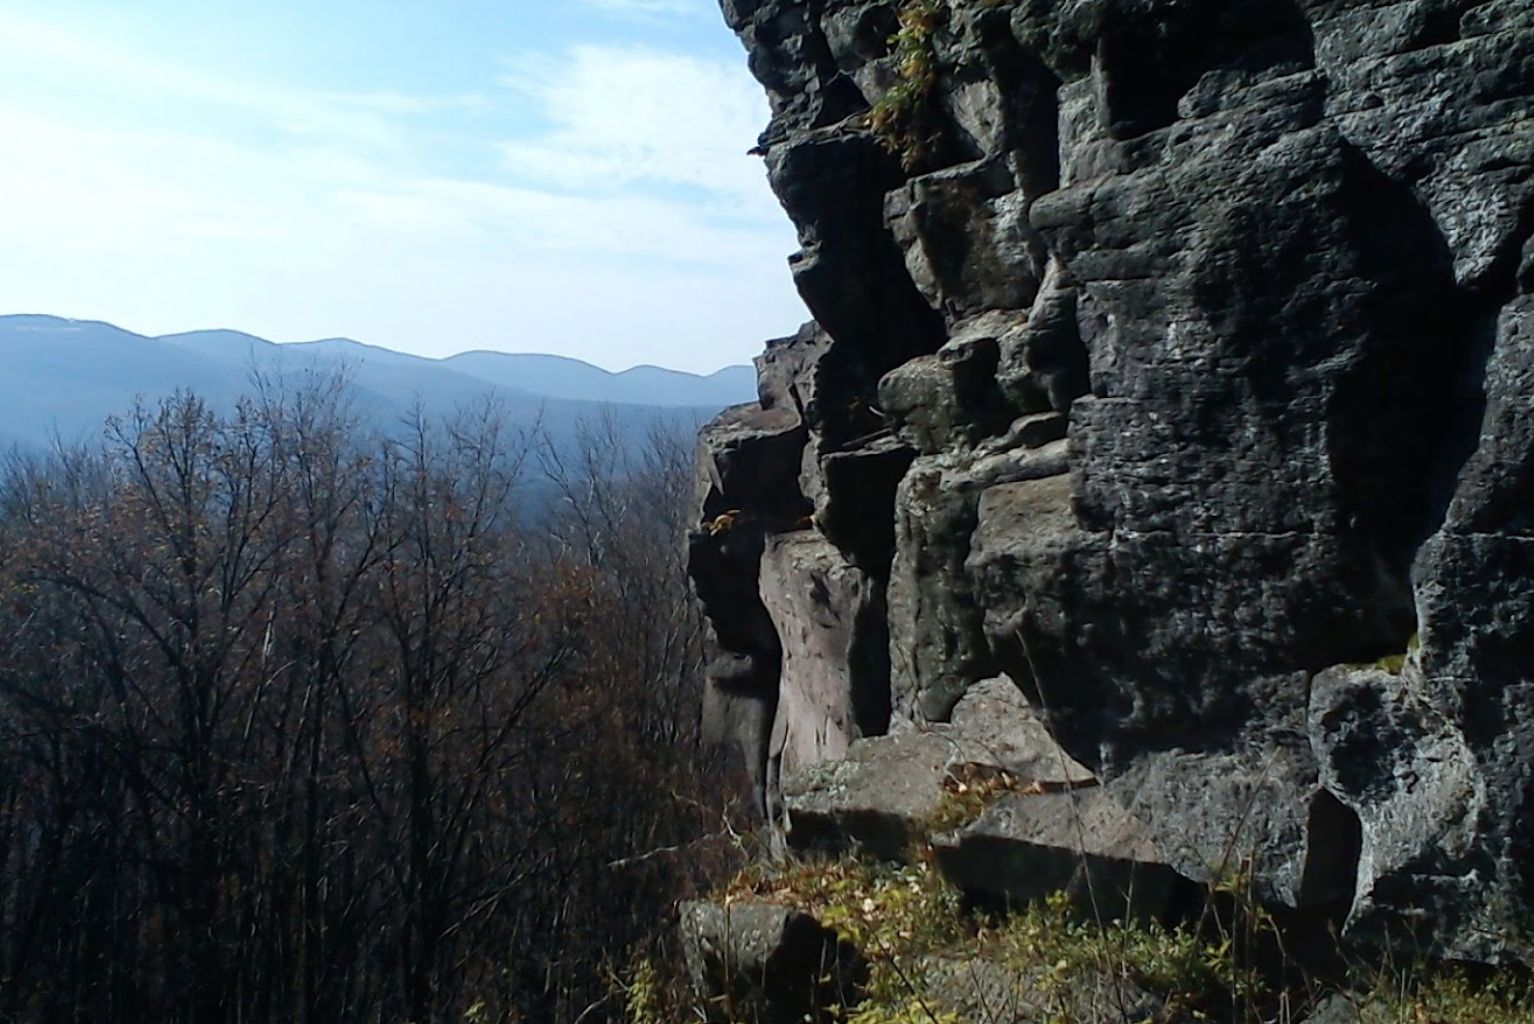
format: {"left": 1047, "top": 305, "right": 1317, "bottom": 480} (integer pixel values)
{"left": 675, "top": 846, "right": 1534, "bottom": 1024}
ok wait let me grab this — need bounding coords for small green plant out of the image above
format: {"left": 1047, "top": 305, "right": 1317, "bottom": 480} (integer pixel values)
{"left": 848, "top": 997, "right": 964, "bottom": 1024}
{"left": 724, "top": 854, "right": 1272, "bottom": 1023}
{"left": 730, "top": 855, "right": 964, "bottom": 957}
{"left": 1374, "top": 632, "right": 1421, "bottom": 675}
{"left": 1363, "top": 965, "right": 1534, "bottom": 1023}
{"left": 869, "top": 0, "right": 949, "bottom": 167}
{"left": 980, "top": 889, "right": 1257, "bottom": 1022}
{"left": 623, "top": 955, "right": 665, "bottom": 1024}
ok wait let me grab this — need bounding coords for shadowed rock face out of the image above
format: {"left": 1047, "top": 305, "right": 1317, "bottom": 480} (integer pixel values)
{"left": 679, "top": 900, "right": 867, "bottom": 1024}
{"left": 690, "top": 0, "right": 1534, "bottom": 963}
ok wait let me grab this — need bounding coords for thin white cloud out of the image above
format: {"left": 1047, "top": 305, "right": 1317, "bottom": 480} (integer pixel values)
{"left": 0, "top": 8, "right": 419, "bottom": 149}
{"left": 498, "top": 45, "right": 773, "bottom": 213}
{"left": 0, "top": 9, "right": 801, "bottom": 372}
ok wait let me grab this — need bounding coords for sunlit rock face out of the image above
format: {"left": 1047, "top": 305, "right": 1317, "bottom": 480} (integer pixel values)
{"left": 690, "top": 0, "right": 1534, "bottom": 963}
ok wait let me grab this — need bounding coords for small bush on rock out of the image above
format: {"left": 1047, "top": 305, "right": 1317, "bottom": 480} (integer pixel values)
{"left": 870, "top": 0, "right": 948, "bottom": 168}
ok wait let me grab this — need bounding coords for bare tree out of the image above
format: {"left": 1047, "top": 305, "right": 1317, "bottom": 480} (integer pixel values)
{"left": 0, "top": 384, "right": 742, "bottom": 1024}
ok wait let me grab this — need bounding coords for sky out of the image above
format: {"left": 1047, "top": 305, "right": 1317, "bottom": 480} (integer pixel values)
{"left": 0, "top": 0, "right": 807, "bottom": 373}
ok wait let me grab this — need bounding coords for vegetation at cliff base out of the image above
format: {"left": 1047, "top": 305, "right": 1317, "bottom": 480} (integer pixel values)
{"left": 707, "top": 854, "right": 1251, "bottom": 1024}
{"left": 659, "top": 850, "right": 1534, "bottom": 1024}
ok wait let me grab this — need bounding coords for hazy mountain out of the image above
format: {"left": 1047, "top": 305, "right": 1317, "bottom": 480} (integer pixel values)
{"left": 157, "top": 328, "right": 757, "bottom": 408}
{"left": 445, "top": 350, "right": 757, "bottom": 408}
{"left": 0, "top": 315, "right": 755, "bottom": 453}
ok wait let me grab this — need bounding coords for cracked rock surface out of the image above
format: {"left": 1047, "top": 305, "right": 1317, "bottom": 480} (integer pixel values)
{"left": 690, "top": 0, "right": 1534, "bottom": 964}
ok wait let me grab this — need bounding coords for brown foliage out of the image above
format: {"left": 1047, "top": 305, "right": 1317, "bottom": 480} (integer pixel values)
{"left": 0, "top": 382, "right": 746, "bottom": 1023}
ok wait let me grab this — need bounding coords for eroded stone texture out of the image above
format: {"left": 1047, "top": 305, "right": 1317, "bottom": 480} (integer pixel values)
{"left": 783, "top": 728, "right": 960, "bottom": 860}
{"left": 694, "top": 0, "right": 1534, "bottom": 962}
{"left": 887, "top": 156, "right": 1045, "bottom": 315}
{"left": 761, "top": 531, "right": 890, "bottom": 781}
{"left": 950, "top": 677, "right": 1095, "bottom": 787}
{"left": 1309, "top": 664, "right": 1487, "bottom": 956}
{"left": 890, "top": 438, "right": 1068, "bottom": 721}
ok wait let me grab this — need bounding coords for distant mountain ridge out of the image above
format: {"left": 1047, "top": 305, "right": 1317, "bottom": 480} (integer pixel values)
{"left": 153, "top": 323, "right": 757, "bottom": 407}
{"left": 0, "top": 314, "right": 758, "bottom": 452}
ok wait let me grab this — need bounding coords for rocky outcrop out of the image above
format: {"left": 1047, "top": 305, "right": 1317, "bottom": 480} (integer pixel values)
{"left": 691, "top": 0, "right": 1534, "bottom": 966}
{"left": 782, "top": 677, "right": 1094, "bottom": 859}
{"left": 679, "top": 900, "right": 866, "bottom": 1024}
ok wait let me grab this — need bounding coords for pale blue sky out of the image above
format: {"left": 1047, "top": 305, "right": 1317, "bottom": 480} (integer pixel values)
{"left": 0, "top": 0, "right": 805, "bottom": 372}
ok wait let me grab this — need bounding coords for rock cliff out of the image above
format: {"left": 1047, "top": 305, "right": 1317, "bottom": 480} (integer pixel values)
{"left": 689, "top": 0, "right": 1534, "bottom": 964}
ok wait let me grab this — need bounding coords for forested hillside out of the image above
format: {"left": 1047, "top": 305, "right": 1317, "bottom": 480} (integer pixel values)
{"left": 0, "top": 380, "right": 748, "bottom": 1023}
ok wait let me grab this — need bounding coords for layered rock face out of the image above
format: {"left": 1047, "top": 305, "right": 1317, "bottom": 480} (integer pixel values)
{"left": 690, "top": 0, "right": 1534, "bottom": 963}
